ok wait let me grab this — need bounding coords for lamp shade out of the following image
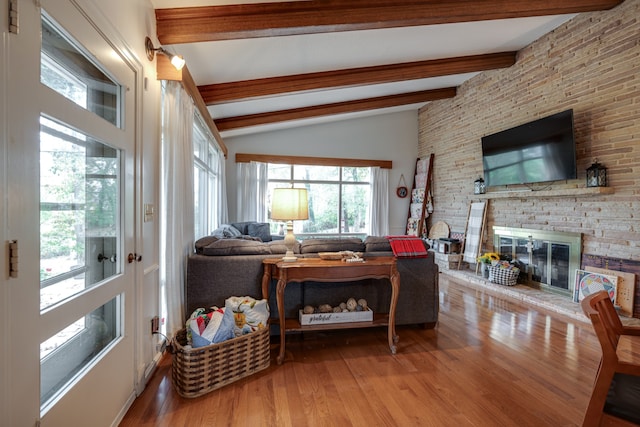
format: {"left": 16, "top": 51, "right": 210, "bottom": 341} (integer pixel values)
{"left": 271, "top": 188, "right": 309, "bottom": 221}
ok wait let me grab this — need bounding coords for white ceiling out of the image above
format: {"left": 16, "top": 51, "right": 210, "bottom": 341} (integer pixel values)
{"left": 149, "top": 1, "right": 578, "bottom": 136}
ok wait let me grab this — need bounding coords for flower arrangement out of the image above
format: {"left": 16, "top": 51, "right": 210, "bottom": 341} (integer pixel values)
{"left": 477, "top": 252, "right": 500, "bottom": 264}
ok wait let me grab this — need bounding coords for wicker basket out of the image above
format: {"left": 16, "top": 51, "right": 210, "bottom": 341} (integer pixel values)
{"left": 171, "top": 326, "right": 271, "bottom": 398}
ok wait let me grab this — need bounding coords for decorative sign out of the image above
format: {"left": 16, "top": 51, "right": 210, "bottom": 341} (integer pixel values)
{"left": 585, "top": 266, "right": 635, "bottom": 317}
{"left": 396, "top": 174, "right": 408, "bottom": 198}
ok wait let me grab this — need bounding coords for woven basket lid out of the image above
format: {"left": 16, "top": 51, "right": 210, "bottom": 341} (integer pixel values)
{"left": 428, "top": 221, "right": 449, "bottom": 239}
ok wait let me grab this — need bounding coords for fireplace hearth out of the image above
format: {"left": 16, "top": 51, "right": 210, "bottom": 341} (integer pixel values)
{"left": 493, "top": 226, "right": 582, "bottom": 297}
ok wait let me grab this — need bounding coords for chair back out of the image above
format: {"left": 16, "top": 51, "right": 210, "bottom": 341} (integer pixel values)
{"left": 581, "top": 291, "right": 624, "bottom": 364}
{"left": 581, "top": 290, "right": 640, "bottom": 426}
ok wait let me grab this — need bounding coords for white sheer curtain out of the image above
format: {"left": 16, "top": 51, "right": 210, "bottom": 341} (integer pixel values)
{"left": 217, "top": 152, "right": 229, "bottom": 225}
{"left": 369, "top": 166, "right": 389, "bottom": 236}
{"left": 160, "top": 81, "right": 194, "bottom": 336}
{"left": 236, "top": 161, "right": 268, "bottom": 222}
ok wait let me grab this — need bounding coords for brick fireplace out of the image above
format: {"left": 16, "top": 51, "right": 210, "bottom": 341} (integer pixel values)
{"left": 493, "top": 226, "right": 582, "bottom": 298}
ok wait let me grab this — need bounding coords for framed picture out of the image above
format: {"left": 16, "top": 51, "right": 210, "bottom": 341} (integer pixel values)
{"left": 574, "top": 269, "right": 618, "bottom": 304}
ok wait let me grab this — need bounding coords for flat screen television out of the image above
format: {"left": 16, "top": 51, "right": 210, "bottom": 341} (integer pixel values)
{"left": 481, "top": 109, "right": 577, "bottom": 187}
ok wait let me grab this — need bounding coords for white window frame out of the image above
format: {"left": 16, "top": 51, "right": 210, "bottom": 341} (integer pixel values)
{"left": 267, "top": 163, "right": 371, "bottom": 239}
{"left": 193, "top": 111, "right": 223, "bottom": 238}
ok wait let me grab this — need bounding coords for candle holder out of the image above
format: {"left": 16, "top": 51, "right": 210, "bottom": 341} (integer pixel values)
{"left": 474, "top": 177, "right": 486, "bottom": 194}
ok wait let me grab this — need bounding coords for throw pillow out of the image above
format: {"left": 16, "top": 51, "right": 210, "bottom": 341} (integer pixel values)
{"left": 230, "top": 221, "right": 253, "bottom": 235}
{"left": 247, "top": 222, "right": 272, "bottom": 242}
{"left": 211, "top": 224, "right": 242, "bottom": 238}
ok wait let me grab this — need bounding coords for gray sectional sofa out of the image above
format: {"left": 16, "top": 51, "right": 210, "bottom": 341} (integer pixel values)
{"left": 186, "top": 235, "right": 439, "bottom": 329}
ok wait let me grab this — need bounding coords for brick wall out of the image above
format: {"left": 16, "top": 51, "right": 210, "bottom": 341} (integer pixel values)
{"left": 418, "top": 0, "right": 640, "bottom": 261}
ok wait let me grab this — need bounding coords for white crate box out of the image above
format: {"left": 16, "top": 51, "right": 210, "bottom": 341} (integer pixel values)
{"left": 299, "top": 308, "right": 373, "bottom": 325}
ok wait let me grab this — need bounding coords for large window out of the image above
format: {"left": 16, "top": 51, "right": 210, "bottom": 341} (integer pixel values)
{"left": 193, "top": 113, "right": 223, "bottom": 238}
{"left": 267, "top": 164, "right": 371, "bottom": 238}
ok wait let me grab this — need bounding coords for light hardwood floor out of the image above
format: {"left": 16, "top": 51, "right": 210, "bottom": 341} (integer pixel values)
{"left": 120, "top": 275, "right": 601, "bottom": 426}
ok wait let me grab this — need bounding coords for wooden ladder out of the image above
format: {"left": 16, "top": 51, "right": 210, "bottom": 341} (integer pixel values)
{"left": 405, "top": 154, "right": 434, "bottom": 237}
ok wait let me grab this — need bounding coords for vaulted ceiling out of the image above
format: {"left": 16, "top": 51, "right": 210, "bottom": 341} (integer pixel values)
{"left": 149, "top": 0, "right": 623, "bottom": 137}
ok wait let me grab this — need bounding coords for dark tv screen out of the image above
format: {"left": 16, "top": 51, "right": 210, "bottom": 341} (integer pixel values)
{"left": 481, "top": 109, "right": 577, "bottom": 187}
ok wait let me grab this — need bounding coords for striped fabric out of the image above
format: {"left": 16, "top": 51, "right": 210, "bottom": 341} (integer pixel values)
{"left": 385, "top": 236, "right": 429, "bottom": 258}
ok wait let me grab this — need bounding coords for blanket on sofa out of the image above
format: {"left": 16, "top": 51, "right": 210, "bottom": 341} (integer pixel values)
{"left": 385, "top": 235, "right": 429, "bottom": 258}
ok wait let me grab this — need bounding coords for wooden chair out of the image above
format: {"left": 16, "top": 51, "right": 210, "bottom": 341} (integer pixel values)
{"left": 580, "top": 291, "right": 640, "bottom": 427}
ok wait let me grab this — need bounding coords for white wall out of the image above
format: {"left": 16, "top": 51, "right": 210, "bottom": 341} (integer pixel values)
{"left": 224, "top": 110, "right": 419, "bottom": 236}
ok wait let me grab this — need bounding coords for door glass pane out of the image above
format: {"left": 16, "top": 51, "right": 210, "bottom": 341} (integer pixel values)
{"left": 40, "top": 295, "right": 121, "bottom": 407}
{"left": 498, "top": 236, "right": 514, "bottom": 257}
{"left": 40, "top": 17, "right": 121, "bottom": 127}
{"left": 40, "top": 116, "right": 120, "bottom": 310}
{"left": 530, "top": 240, "right": 548, "bottom": 283}
{"left": 550, "top": 243, "right": 570, "bottom": 289}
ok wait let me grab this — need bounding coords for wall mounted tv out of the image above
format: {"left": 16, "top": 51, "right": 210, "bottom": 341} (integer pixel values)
{"left": 481, "top": 109, "right": 577, "bottom": 187}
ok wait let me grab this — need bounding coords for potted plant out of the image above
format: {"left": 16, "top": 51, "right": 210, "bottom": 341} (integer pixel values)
{"left": 477, "top": 252, "right": 500, "bottom": 278}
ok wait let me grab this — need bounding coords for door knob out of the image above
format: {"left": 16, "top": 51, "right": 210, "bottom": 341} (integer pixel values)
{"left": 98, "top": 253, "right": 117, "bottom": 263}
{"left": 127, "top": 253, "right": 142, "bottom": 263}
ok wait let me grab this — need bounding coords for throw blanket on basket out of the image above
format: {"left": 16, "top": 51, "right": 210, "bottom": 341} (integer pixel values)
{"left": 385, "top": 235, "right": 429, "bottom": 258}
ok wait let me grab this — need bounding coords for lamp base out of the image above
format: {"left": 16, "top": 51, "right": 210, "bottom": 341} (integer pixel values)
{"left": 282, "top": 221, "right": 298, "bottom": 262}
{"left": 282, "top": 251, "right": 297, "bottom": 262}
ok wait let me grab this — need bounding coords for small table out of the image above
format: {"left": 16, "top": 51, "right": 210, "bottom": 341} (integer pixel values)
{"left": 261, "top": 256, "right": 400, "bottom": 364}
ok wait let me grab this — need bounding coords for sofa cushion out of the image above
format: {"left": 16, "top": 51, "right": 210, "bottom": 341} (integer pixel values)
{"left": 267, "top": 240, "right": 299, "bottom": 254}
{"left": 201, "top": 238, "right": 271, "bottom": 256}
{"left": 300, "top": 238, "right": 365, "bottom": 254}
{"left": 195, "top": 235, "right": 219, "bottom": 254}
{"left": 364, "top": 236, "right": 392, "bottom": 252}
{"left": 248, "top": 222, "right": 272, "bottom": 242}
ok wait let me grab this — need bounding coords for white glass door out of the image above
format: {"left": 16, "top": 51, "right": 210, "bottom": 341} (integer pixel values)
{"left": 4, "top": 1, "right": 138, "bottom": 425}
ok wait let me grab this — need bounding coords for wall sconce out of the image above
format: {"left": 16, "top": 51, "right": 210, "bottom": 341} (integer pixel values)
{"left": 474, "top": 176, "right": 486, "bottom": 194}
{"left": 586, "top": 160, "right": 607, "bottom": 187}
{"left": 145, "top": 36, "right": 186, "bottom": 71}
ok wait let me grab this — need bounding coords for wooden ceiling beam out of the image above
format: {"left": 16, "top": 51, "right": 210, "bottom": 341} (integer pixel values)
{"left": 199, "top": 52, "right": 515, "bottom": 104}
{"left": 214, "top": 87, "right": 456, "bottom": 131}
{"left": 156, "top": 0, "right": 623, "bottom": 44}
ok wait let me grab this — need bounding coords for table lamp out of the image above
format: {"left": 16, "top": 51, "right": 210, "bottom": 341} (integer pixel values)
{"left": 271, "top": 188, "right": 309, "bottom": 262}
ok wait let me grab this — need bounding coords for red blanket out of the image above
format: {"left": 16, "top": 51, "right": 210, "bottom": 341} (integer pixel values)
{"left": 385, "top": 236, "right": 429, "bottom": 258}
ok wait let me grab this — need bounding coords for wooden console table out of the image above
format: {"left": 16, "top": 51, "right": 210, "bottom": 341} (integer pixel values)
{"left": 261, "top": 256, "right": 400, "bottom": 364}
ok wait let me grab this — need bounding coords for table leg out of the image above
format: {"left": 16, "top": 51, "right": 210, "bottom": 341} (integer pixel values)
{"left": 276, "top": 277, "right": 287, "bottom": 365}
{"left": 261, "top": 266, "right": 271, "bottom": 300}
{"left": 388, "top": 269, "right": 400, "bottom": 354}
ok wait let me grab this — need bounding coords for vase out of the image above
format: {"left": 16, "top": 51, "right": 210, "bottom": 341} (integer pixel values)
{"left": 482, "top": 263, "right": 490, "bottom": 278}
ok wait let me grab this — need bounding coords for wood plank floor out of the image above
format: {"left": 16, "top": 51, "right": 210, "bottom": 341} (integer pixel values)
{"left": 119, "top": 275, "right": 601, "bottom": 426}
